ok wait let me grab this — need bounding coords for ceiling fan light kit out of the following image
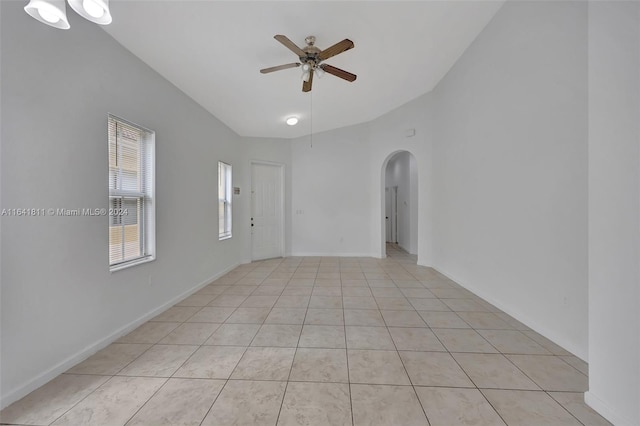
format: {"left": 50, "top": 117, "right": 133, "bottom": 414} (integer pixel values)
{"left": 68, "top": 0, "right": 112, "bottom": 25}
{"left": 24, "top": 0, "right": 70, "bottom": 29}
{"left": 261, "top": 34, "right": 357, "bottom": 92}
{"left": 24, "top": 0, "right": 112, "bottom": 29}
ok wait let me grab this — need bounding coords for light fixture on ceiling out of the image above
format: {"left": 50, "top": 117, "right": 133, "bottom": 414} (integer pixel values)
{"left": 260, "top": 34, "right": 356, "bottom": 93}
{"left": 24, "top": 0, "right": 70, "bottom": 29}
{"left": 301, "top": 63, "right": 312, "bottom": 83}
{"left": 24, "top": 0, "right": 111, "bottom": 29}
{"left": 286, "top": 117, "right": 299, "bottom": 126}
{"left": 68, "top": 0, "right": 112, "bottom": 24}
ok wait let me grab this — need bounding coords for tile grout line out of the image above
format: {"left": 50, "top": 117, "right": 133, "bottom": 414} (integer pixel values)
{"left": 194, "top": 258, "right": 273, "bottom": 426}
{"left": 121, "top": 376, "right": 173, "bottom": 425}
{"left": 198, "top": 256, "right": 284, "bottom": 426}
{"left": 432, "top": 329, "right": 511, "bottom": 426}
{"left": 383, "top": 303, "right": 433, "bottom": 425}
{"left": 52, "top": 330, "right": 175, "bottom": 426}
{"left": 274, "top": 259, "right": 314, "bottom": 426}
{"left": 392, "top": 266, "right": 507, "bottom": 425}
{"left": 341, "top": 276, "right": 356, "bottom": 426}
{"left": 426, "top": 287, "right": 588, "bottom": 425}
{"left": 545, "top": 391, "right": 592, "bottom": 426}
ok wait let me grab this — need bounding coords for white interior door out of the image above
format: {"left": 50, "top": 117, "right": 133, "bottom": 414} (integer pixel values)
{"left": 251, "top": 162, "right": 283, "bottom": 260}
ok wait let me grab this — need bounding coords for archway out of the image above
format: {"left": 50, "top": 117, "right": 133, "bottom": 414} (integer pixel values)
{"left": 381, "top": 150, "right": 419, "bottom": 258}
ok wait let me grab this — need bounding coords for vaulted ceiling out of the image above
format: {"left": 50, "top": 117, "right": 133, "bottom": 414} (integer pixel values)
{"left": 103, "top": 1, "right": 504, "bottom": 138}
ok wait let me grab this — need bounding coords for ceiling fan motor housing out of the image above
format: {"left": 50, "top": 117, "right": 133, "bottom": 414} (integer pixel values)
{"left": 301, "top": 36, "right": 321, "bottom": 68}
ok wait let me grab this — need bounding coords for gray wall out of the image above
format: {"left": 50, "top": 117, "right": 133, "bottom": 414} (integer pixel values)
{"left": 290, "top": 124, "right": 375, "bottom": 257}
{"left": 430, "top": 1, "right": 588, "bottom": 359}
{"left": 587, "top": 3, "right": 640, "bottom": 425}
{"left": 1, "top": 2, "right": 245, "bottom": 406}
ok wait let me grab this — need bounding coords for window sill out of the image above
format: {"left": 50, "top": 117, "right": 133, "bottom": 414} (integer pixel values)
{"left": 219, "top": 235, "right": 232, "bottom": 241}
{"left": 110, "top": 256, "right": 155, "bottom": 273}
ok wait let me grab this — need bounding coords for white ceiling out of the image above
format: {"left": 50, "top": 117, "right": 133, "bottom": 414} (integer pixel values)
{"left": 103, "top": 1, "right": 504, "bottom": 138}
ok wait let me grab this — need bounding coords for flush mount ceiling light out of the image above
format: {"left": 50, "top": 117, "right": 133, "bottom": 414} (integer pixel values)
{"left": 24, "top": 0, "right": 112, "bottom": 29}
{"left": 286, "top": 117, "right": 299, "bottom": 126}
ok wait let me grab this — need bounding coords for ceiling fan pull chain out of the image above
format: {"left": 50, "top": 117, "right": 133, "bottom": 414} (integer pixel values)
{"left": 310, "top": 89, "right": 313, "bottom": 148}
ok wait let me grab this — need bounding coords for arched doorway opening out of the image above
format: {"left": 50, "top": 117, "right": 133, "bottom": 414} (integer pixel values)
{"left": 381, "top": 151, "right": 418, "bottom": 258}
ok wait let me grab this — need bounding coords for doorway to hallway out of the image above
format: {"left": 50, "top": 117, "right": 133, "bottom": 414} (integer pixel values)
{"left": 383, "top": 151, "right": 418, "bottom": 257}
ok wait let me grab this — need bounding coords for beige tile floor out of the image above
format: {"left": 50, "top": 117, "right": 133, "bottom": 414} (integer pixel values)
{"left": 1, "top": 244, "right": 611, "bottom": 426}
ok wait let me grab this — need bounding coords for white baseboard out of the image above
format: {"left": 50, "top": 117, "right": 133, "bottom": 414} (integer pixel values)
{"left": 585, "top": 391, "right": 635, "bottom": 426}
{"left": 397, "top": 243, "right": 416, "bottom": 256}
{"left": 416, "top": 259, "right": 433, "bottom": 268}
{"left": 432, "top": 267, "right": 587, "bottom": 361}
{"left": 0, "top": 262, "right": 240, "bottom": 410}
{"left": 290, "top": 252, "right": 378, "bottom": 258}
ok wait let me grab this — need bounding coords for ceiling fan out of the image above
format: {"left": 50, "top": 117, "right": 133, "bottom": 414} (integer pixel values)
{"left": 260, "top": 35, "right": 357, "bottom": 92}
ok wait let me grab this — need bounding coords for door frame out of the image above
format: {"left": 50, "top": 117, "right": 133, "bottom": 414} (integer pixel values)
{"left": 390, "top": 186, "right": 398, "bottom": 244}
{"left": 250, "top": 160, "right": 285, "bottom": 261}
{"left": 385, "top": 187, "right": 391, "bottom": 242}
{"left": 385, "top": 186, "right": 398, "bottom": 243}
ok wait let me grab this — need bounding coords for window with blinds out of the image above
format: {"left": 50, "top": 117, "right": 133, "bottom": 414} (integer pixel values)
{"left": 218, "top": 161, "right": 232, "bottom": 240}
{"left": 108, "top": 115, "right": 155, "bottom": 270}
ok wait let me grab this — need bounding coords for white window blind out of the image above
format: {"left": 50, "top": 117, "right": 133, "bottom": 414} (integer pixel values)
{"left": 218, "top": 161, "right": 232, "bottom": 240}
{"left": 108, "top": 115, "right": 155, "bottom": 269}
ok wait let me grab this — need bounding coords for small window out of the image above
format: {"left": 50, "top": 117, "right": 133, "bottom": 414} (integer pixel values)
{"left": 218, "top": 161, "right": 232, "bottom": 240}
{"left": 108, "top": 115, "right": 155, "bottom": 270}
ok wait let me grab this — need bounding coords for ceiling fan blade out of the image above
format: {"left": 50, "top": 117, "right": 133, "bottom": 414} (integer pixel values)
{"left": 274, "top": 35, "right": 306, "bottom": 57}
{"left": 317, "top": 39, "right": 354, "bottom": 61}
{"left": 302, "top": 69, "right": 314, "bottom": 92}
{"left": 320, "top": 64, "right": 357, "bottom": 82}
{"left": 260, "top": 63, "right": 301, "bottom": 74}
